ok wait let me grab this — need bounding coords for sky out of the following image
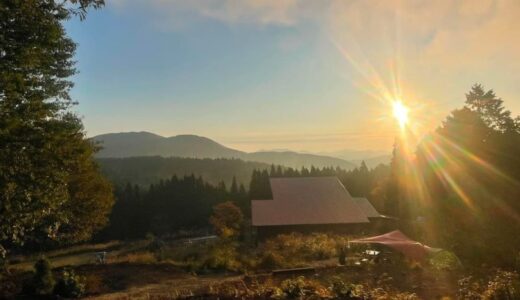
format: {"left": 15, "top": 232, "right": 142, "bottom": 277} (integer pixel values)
{"left": 66, "top": 0, "right": 520, "bottom": 153}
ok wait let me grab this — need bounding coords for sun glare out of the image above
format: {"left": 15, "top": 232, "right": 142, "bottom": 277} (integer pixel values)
{"left": 392, "top": 100, "right": 409, "bottom": 128}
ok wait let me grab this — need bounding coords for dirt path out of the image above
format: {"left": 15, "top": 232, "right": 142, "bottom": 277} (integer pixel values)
{"left": 86, "top": 273, "right": 244, "bottom": 299}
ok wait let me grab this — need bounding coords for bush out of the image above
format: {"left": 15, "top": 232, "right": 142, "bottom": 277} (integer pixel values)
{"left": 25, "top": 257, "right": 55, "bottom": 296}
{"left": 279, "top": 276, "right": 329, "bottom": 299}
{"left": 329, "top": 277, "right": 358, "bottom": 299}
{"left": 457, "top": 276, "right": 483, "bottom": 300}
{"left": 210, "top": 201, "right": 243, "bottom": 239}
{"left": 54, "top": 268, "right": 86, "bottom": 298}
{"left": 429, "top": 250, "right": 461, "bottom": 271}
{"left": 259, "top": 250, "right": 286, "bottom": 270}
{"left": 261, "top": 233, "right": 349, "bottom": 268}
{"left": 203, "top": 241, "right": 241, "bottom": 272}
{"left": 280, "top": 276, "right": 310, "bottom": 298}
{"left": 458, "top": 270, "right": 520, "bottom": 300}
{"left": 246, "top": 279, "right": 279, "bottom": 298}
{"left": 482, "top": 270, "right": 520, "bottom": 300}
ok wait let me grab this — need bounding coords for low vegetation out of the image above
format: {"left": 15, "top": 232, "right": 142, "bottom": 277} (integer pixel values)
{"left": 3, "top": 231, "right": 520, "bottom": 299}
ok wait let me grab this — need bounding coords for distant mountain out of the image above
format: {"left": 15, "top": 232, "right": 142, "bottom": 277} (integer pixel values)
{"left": 93, "top": 132, "right": 356, "bottom": 170}
{"left": 92, "top": 132, "right": 244, "bottom": 159}
{"left": 352, "top": 155, "right": 392, "bottom": 169}
{"left": 246, "top": 151, "right": 355, "bottom": 170}
{"left": 315, "top": 149, "right": 391, "bottom": 169}
{"left": 318, "top": 149, "right": 389, "bottom": 161}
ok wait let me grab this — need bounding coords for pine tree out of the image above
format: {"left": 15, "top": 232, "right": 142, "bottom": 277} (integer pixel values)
{"left": 465, "top": 84, "right": 517, "bottom": 132}
{"left": 230, "top": 176, "right": 238, "bottom": 194}
{"left": 0, "top": 0, "right": 111, "bottom": 256}
{"left": 385, "top": 140, "right": 405, "bottom": 217}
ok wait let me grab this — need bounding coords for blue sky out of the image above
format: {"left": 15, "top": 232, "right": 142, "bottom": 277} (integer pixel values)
{"left": 66, "top": 0, "right": 520, "bottom": 153}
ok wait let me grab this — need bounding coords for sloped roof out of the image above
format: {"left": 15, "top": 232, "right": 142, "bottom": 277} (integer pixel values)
{"left": 252, "top": 177, "right": 370, "bottom": 226}
{"left": 353, "top": 197, "right": 381, "bottom": 218}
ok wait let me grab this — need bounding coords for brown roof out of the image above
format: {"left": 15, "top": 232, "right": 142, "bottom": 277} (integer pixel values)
{"left": 252, "top": 177, "right": 370, "bottom": 226}
{"left": 353, "top": 197, "right": 381, "bottom": 218}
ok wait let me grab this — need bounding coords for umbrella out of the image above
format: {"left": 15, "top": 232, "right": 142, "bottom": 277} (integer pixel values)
{"left": 350, "top": 230, "right": 440, "bottom": 262}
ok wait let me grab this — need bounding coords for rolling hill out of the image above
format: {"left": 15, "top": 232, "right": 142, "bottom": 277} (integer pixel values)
{"left": 97, "top": 156, "right": 272, "bottom": 187}
{"left": 93, "top": 132, "right": 356, "bottom": 170}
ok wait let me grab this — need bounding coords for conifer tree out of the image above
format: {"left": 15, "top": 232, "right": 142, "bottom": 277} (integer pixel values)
{"left": 230, "top": 176, "right": 238, "bottom": 194}
{"left": 0, "top": 0, "right": 112, "bottom": 256}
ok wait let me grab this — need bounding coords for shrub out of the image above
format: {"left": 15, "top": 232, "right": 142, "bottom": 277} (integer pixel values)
{"left": 247, "top": 279, "right": 283, "bottom": 299}
{"left": 259, "top": 250, "right": 286, "bottom": 270}
{"left": 203, "top": 241, "right": 241, "bottom": 272}
{"left": 482, "top": 270, "right": 520, "bottom": 300}
{"left": 429, "top": 250, "right": 461, "bottom": 271}
{"left": 457, "top": 276, "right": 483, "bottom": 300}
{"left": 25, "top": 257, "right": 55, "bottom": 296}
{"left": 280, "top": 276, "right": 309, "bottom": 298}
{"left": 458, "top": 271, "right": 520, "bottom": 300}
{"left": 279, "top": 276, "right": 329, "bottom": 299}
{"left": 54, "top": 268, "right": 86, "bottom": 298}
{"left": 329, "top": 277, "right": 358, "bottom": 299}
{"left": 262, "top": 233, "right": 348, "bottom": 268}
{"left": 210, "top": 201, "right": 243, "bottom": 239}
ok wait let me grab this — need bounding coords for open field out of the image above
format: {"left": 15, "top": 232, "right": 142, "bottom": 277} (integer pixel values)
{"left": 3, "top": 235, "right": 488, "bottom": 299}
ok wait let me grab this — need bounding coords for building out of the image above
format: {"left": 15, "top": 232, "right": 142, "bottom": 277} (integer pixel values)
{"left": 251, "top": 177, "right": 383, "bottom": 239}
{"left": 352, "top": 197, "right": 381, "bottom": 219}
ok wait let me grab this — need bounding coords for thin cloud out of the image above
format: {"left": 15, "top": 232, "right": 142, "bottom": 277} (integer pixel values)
{"left": 110, "top": 0, "right": 320, "bottom": 26}
{"left": 106, "top": 0, "right": 520, "bottom": 151}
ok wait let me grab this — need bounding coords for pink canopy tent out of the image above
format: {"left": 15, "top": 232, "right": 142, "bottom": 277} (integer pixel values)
{"left": 350, "top": 230, "right": 440, "bottom": 262}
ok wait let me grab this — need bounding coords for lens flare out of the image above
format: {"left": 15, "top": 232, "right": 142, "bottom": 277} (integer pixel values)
{"left": 392, "top": 101, "right": 409, "bottom": 128}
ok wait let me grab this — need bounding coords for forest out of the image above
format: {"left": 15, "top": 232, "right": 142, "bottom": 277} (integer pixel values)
{"left": 97, "top": 162, "right": 389, "bottom": 242}
{"left": 96, "top": 156, "right": 273, "bottom": 187}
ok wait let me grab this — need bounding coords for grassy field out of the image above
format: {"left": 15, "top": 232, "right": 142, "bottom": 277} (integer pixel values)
{"left": 4, "top": 234, "right": 518, "bottom": 299}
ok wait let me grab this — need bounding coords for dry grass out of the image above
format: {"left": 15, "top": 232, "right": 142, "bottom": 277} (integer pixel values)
{"left": 3, "top": 234, "right": 468, "bottom": 299}
{"left": 8, "top": 240, "right": 149, "bottom": 272}
{"left": 108, "top": 251, "right": 157, "bottom": 264}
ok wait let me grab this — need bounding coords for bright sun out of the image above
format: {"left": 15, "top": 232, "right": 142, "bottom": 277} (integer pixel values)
{"left": 392, "top": 101, "right": 409, "bottom": 128}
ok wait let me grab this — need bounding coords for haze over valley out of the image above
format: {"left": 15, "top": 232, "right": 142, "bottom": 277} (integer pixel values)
{"left": 93, "top": 131, "right": 387, "bottom": 169}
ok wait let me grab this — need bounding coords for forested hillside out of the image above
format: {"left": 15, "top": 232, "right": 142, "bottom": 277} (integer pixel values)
{"left": 93, "top": 132, "right": 356, "bottom": 170}
{"left": 97, "top": 156, "right": 273, "bottom": 187}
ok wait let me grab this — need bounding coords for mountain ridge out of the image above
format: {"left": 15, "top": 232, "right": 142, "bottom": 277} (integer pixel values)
{"left": 93, "top": 131, "right": 356, "bottom": 170}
